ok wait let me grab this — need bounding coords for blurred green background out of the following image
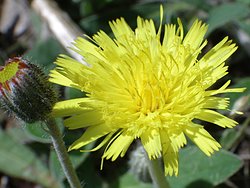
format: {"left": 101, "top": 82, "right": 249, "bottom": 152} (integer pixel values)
{"left": 0, "top": 0, "right": 249, "bottom": 187}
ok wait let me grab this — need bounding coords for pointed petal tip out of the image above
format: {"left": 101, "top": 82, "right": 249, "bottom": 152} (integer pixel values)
{"left": 68, "top": 146, "right": 75, "bottom": 152}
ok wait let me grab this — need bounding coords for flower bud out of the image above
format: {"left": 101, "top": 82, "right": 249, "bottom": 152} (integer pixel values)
{"left": 129, "top": 145, "right": 152, "bottom": 183}
{"left": 0, "top": 57, "right": 57, "bottom": 123}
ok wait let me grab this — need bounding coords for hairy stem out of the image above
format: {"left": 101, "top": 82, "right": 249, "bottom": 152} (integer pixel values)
{"left": 144, "top": 151, "right": 170, "bottom": 188}
{"left": 46, "top": 118, "right": 82, "bottom": 188}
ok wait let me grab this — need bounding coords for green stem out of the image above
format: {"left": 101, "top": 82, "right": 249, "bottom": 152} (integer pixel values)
{"left": 227, "top": 115, "right": 250, "bottom": 150}
{"left": 145, "top": 154, "right": 170, "bottom": 188}
{"left": 46, "top": 118, "right": 82, "bottom": 188}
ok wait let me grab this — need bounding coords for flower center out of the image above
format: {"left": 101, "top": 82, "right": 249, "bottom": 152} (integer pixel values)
{"left": 133, "top": 74, "right": 168, "bottom": 118}
{"left": 0, "top": 57, "right": 28, "bottom": 92}
{"left": 140, "top": 83, "right": 162, "bottom": 114}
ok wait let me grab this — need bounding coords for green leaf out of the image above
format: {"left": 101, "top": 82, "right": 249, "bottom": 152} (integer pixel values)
{"left": 80, "top": 2, "right": 193, "bottom": 35}
{"left": 24, "top": 37, "right": 64, "bottom": 73}
{"left": 237, "top": 0, "right": 250, "bottom": 5}
{"left": 76, "top": 155, "right": 103, "bottom": 188}
{"left": 207, "top": 2, "right": 250, "bottom": 34}
{"left": 116, "top": 146, "right": 242, "bottom": 188}
{"left": 183, "top": 0, "right": 212, "bottom": 11}
{"left": 64, "top": 87, "right": 86, "bottom": 100}
{"left": 0, "top": 130, "right": 60, "bottom": 188}
{"left": 238, "top": 20, "right": 250, "bottom": 37}
{"left": 167, "top": 146, "right": 243, "bottom": 188}
{"left": 6, "top": 126, "right": 34, "bottom": 143}
{"left": 49, "top": 142, "right": 94, "bottom": 182}
{"left": 24, "top": 122, "right": 51, "bottom": 143}
{"left": 49, "top": 150, "right": 89, "bottom": 182}
{"left": 220, "top": 128, "right": 239, "bottom": 150}
{"left": 24, "top": 119, "right": 63, "bottom": 143}
{"left": 117, "top": 173, "right": 152, "bottom": 188}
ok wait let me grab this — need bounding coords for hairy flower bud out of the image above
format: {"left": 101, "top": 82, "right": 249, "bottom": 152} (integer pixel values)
{"left": 0, "top": 57, "right": 57, "bottom": 123}
{"left": 129, "top": 145, "right": 152, "bottom": 183}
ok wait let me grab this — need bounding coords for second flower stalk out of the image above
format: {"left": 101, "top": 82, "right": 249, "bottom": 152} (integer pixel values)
{"left": 0, "top": 57, "right": 82, "bottom": 188}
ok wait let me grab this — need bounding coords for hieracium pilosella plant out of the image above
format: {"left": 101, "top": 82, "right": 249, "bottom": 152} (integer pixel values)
{"left": 50, "top": 6, "right": 245, "bottom": 176}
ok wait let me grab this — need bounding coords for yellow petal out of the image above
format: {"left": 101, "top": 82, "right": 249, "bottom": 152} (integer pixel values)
{"left": 169, "top": 131, "right": 187, "bottom": 149}
{"left": 141, "top": 129, "right": 162, "bottom": 159}
{"left": 202, "top": 97, "right": 229, "bottom": 110}
{"left": 102, "top": 131, "right": 134, "bottom": 161}
{"left": 50, "top": 55, "right": 88, "bottom": 89}
{"left": 195, "top": 109, "right": 237, "bottom": 128}
{"left": 109, "top": 17, "right": 134, "bottom": 41}
{"left": 183, "top": 19, "right": 208, "bottom": 51}
{"left": 160, "top": 130, "right": 179, "bottom": 176}
{"left": 52, "top": 98, "right": 92, "bottom": 117}
{"left": 199, "top": 37, "right": 237, "bottom": 69}
{"left": 64, "top": 110, "right": 103, "bottom": 129}
{"left": 184, "top": 124, "right": 221, "bottom": 156}
{"left": 162, "top": 142, "right": 179, "bottom": 176}
{"left": 69, "top": 123, "right": 113, "bottom": 151}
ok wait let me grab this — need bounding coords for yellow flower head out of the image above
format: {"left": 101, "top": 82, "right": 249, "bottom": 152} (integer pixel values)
{"left": 50, "top": 6, "right": 244, "bottom": 176}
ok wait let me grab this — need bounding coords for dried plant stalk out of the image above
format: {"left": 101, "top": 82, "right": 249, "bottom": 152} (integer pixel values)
{"left": 31, "top": 0, "right": 86, "bottom": 64}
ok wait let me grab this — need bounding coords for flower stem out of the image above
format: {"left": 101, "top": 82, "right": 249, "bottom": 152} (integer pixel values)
{"left": 145, "top": 154, "right": 170, "bottom": 188}
{"left": 46, "top": 118, "right": 82, "bottom": 188}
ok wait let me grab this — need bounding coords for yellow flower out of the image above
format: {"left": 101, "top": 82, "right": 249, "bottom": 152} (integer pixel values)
{"left": 50, "top": 6, "right": 244, "bottom": 176}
